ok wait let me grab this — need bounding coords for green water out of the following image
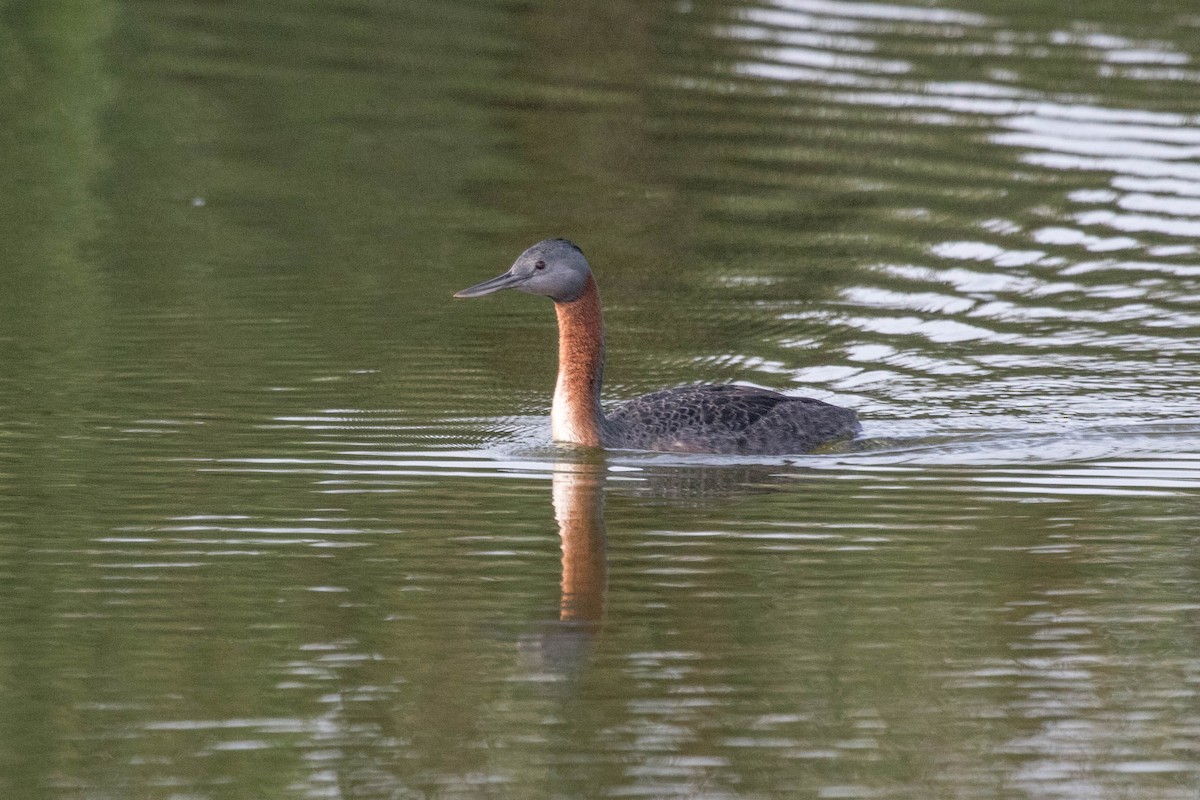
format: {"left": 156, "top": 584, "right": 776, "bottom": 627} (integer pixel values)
{"left": 2, "top": 0, "right": 1199, "bottom": 797}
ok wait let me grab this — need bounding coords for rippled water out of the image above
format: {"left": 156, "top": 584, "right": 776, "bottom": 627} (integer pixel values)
{"left": 2, "top": 0, "right": 1199, "bottom": 798}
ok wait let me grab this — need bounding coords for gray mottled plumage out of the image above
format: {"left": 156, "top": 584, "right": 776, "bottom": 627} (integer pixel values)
{"left": 603, "top": 384, "right": 859, "bottom": 455}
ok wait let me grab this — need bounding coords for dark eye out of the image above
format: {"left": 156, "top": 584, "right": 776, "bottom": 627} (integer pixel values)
{"left": 535, "top": 260, "right": 546, "bottom": 270}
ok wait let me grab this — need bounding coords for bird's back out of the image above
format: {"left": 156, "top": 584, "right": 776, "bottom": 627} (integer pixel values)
{"left": 603, "top": 384, "right": 859, "bottom": 455}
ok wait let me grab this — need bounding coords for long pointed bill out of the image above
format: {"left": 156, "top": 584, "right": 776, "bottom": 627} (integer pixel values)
{"left": 454, "top": 270, "right": 524, "bottom": 299}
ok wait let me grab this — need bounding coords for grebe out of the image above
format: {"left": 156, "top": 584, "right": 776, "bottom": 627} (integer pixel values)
{"left": 454, "top": 239, "right": 860, "bottom": 455}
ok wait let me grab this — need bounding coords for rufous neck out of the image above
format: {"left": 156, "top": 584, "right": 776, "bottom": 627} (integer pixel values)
{"left": 552, "top": 276, "right": 606, "bottom": 447}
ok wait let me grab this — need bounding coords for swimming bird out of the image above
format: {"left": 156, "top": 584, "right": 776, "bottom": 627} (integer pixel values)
{"left": 454, "top": 239, "right": 860, "bottom": 455}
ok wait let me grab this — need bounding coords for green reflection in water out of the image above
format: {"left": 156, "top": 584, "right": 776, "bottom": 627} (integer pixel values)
{"left": 1, "top": 3, "right": 115, "bottom": 795}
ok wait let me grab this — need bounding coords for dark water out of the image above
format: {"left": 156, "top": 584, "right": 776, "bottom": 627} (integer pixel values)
{"left": 2, "top": 0, "right": 1199, "bottom": 797}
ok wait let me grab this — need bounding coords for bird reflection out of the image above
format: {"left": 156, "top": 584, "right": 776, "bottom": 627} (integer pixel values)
{"left": 518, "top": 458, "right": 608, "bottom": 680}
{"left": 523, "top": 457, "right": 788, "bottom": 681}
{"left": 554, "top": 460, "right": 608, "bottom": 625}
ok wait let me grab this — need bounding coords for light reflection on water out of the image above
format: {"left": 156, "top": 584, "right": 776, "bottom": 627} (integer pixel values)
{"left": 21, "top": 411, "right": 1200, "bottom": 799}
{"left": 688, "top": 0, "right": 1200, "bottom": 439}
{"left": 99, "top": 430, "right": 1200, "bottom": 798}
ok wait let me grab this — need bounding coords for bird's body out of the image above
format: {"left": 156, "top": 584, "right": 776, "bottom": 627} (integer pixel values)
{"left": 604, "top": 385, "right": 859, "bottom": 455}
{"left": 455, "top": 239, "right": 860, "bottom": 456}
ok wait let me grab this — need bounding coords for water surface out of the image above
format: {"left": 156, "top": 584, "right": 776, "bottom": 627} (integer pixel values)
{"left": 1, "top": 0, "right": 1199, "bottom": 797}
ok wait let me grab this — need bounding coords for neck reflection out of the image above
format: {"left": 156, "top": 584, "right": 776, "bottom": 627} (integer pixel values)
{"left": 552, "top": 460, "right": 608, "bottom": 625}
